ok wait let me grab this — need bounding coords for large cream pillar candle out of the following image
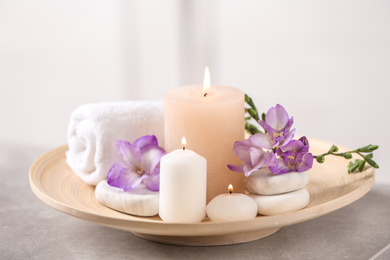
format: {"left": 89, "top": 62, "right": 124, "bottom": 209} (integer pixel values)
{"left": 164, "top": 83, "right": 245, "bottom": 203}
{"left": 159, "top": 138, "right": 207, "bottom": 223}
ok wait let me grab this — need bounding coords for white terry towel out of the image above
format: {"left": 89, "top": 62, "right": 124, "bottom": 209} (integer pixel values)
{"left": 66, "top": 101, "right": 164, "bottom": 186}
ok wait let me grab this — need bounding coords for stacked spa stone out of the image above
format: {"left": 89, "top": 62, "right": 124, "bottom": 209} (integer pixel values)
{"left": 243, "top": 168, "right": 310, "bottom": 216}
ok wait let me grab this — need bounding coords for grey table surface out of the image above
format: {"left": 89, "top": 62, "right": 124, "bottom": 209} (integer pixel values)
{"left": 1, "top": 144, "right": 390, "bottom": 260}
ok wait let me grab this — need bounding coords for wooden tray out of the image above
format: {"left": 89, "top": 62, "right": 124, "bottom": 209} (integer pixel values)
{"left": 29, "top": 138, "right": 375, "bottom": 246}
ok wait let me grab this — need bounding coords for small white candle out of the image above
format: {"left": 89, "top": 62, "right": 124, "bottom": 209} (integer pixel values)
{"left": 206, "top": 185, "right": 258, "bottom": 222}
{"left": 159, "top": 137, "right": 207, "bottom": 223}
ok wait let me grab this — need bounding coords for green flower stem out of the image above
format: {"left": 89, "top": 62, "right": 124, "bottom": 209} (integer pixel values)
{"left": 313, "top": 144, "right": 379, "bottom": 173}
{"left": 313, "top": 147, "right": 377, "bottom": 160}
{"left": 245, "top": 94, "right": 263, "bottom": 134}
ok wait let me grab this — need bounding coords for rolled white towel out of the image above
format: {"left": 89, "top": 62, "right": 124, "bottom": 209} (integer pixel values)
{"left": 66, "top": 100, "right": 164, "bottom": 186}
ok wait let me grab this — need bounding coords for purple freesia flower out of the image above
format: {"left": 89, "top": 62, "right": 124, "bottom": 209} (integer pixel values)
{"left": 258, "top": 104, "right": 296, "bottom": 148}
{"left": 107, "top": 135, "right": 166, "bottom": 192}
{"left": 227, "top": 139, "right": 278, "bottom": 176}
{"left": 269, "top": 136, "right": 313, "bottom": 174}
{"left": 228, "top": 103, "right": 314, "bottom": 175}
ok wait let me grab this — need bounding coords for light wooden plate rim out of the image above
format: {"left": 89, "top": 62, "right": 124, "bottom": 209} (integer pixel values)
{"left": 29, "top": 138, "right": 375, "bottom": 241}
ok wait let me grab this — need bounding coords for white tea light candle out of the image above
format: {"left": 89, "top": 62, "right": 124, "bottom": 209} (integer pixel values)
{"left": 206, "top": 185, "right": 258, "bottom": 222}
{"left": 159, "top": 137, "right": 207, "bottom": 223}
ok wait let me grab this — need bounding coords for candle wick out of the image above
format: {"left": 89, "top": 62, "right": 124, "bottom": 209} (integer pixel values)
{"left": 229, "top": 190, "right": 232, "bottom": 194}
{"left": 203, "top": 92, "right": 208, "bottom": 97}
{"left": 183, "top": 147, "right": 185, "bottom": 151}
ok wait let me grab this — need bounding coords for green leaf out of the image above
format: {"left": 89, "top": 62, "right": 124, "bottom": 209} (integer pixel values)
{"left": 348, "top": 161, "right": 359, "bottom": 173}
{"left": 358, "top": 160, "right": 366, "bottom": 172}
{"left": 363, "top": 155, "right": 379, "bottom": 168}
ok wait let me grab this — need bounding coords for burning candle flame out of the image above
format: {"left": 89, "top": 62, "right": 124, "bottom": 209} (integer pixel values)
{"left": 181, "top": 137, "right": 187, "bottom": 150}
{"left": 203, "top": 66, "right": 210, "bottom": 96}
{"left": 228, "top": 184, "right": 233, "bottom": 194}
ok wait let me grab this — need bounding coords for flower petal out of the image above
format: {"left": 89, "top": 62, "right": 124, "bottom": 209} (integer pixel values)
{"left": 299, "top": 136, "right": 309, "bottom": 146}
{"left": 117, "top": 140, "right": 139, "bottom": 166}
{"left": 266, "top": 104, "right": 289, "bottom": 130}
{"left": 248, "top": 147, "right": 264, "bottom": 166}
{"left": 242, "top": 163, "right": 258, "bottom": 176}
{"left": 274, "top": 104, "right": 290, "bottom": 130}
{"left": 251, "top": 150, "right": 278, "bottom": 172}
{"left": 297, "top": 152, "right": 313, "bottom": 172}
{"left": 257, "top": 119, "right": 268, "bottom": 131}
{"left": 139, "top": 145, "right": 166, "bottom": 174}
{"left": 232, "top": 139, "right": 253, "bottom": 164}
{"left": 242, "top": 148, "right": 278, "bottom": 176}
{"left": 107, "top": 162, "right": 127, "bottom": 188}
{"left": 283, "top": 116, "right": 294, "bottom": 131}
{"left": 280, "top": 128, "right": 296, "bottom": 147}
{"left": 281, "top": 139, "right": 305, "bottom": 152}
{"left": 227, "top": 164, "right": 245, "bottom": 173}
{"left": 143, "top": 166, "right": 160, "bottom": 191}
{"left": 249, "top": 133, "right": 273, "bottom": 150}
{"left": 133, "top": 135, "right": 158, "bottom": 150}
{"left": 265, "top": 151, "right": 279, "bottom": 167}
{"left": 118, "top": 168, "right": 144, "bottom": 191}
{"left": 269, "top": 158, "right": 291, "bottom": 174}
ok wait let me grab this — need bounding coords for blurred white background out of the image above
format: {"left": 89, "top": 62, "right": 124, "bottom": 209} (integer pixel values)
{"left": 1, "top": 0, "right": 389, "bottom": 183}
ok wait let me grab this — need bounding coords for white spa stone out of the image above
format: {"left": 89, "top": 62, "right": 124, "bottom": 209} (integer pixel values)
{"left": 206, "top": 193, "right": 258, "bottom": 222}
{"left": 95, "top": 180, "right": 159, "bottom": 217}
{"left": 249, "top": 188, "right": 310, "bottom": 216}
{"left": 243, "top": 168, "right": 309, "bottom": 195}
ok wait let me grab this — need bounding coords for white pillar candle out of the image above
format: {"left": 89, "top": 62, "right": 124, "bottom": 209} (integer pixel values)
{"left": 164, "top": 68, "right": 245, "bottom": 203}
{"left": 159, "top": 137, "right": 207, "bottom": 223}
{"left": 206, "top": 185, "right": 258, "bottom": 222}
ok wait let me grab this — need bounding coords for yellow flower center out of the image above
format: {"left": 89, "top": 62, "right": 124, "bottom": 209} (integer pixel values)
{"left": 135, "top": 167, "right": 145, "bottom": 176}
{"left": 287, "top": 156, "right": 298, "bottom": 169}
{"left": 274, "top": 132, "right": 283, "bottom": 138}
